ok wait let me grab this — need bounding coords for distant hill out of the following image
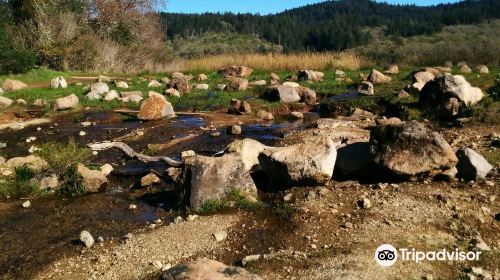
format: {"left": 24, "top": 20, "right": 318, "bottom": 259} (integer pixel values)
{"left": 161, "top": 0, "right": 500, "bottom": 53}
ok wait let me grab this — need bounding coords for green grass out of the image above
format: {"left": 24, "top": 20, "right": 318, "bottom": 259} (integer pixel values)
{"left": 0, "top": 166, "right": 39, "bottom": 199}
{"left": 198, "top": 188, "right": 263, "bottom": 214}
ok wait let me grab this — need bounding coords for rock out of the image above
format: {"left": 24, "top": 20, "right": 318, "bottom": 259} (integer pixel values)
{"left": 226, "top": 138, "right": 267, "bottom": 171}
{"left": 270, "top": 73, "right": 280, "bottom": 81}
{"left": 296, "top": 86, "right": 317, "bottom": 104}
{"left": 335, "top": 69, "right": 346, "bottom": 77}
{"left": 97, "top": 75, "right": 111, "bottom": 83}
{"left": 103, "top": 90, "right": 120, "bottom": 101}
{"left": 194, "top": 84, "right": 209, "bottom": 90}
{"left": 90, "top": 82, "right": 109, "bottom": 95}
{"left": 213, "top": 230, "right": 227, "bottom": 242}
{"left": 77, "top": 164, "right": 108, "bottom": 192}
{"left": 171, "top": 72, "right": 186, "bottom": 79}
{"left": 420, "top": 74, "right": 483, "bottom": 118}
{"left": 79, "top": 231, "right": 94, "bottom": 248}
{"left": 39, "top": 174, "right": 59, "bottom": 190}
{"left": 259, "top": 136, "right": 337, "bottom": 186}
{"left": 249, "top": 80, "right": 267, "bottom": 86}
{"left": 160, "top": 258, "right": 263, "bottom": 280}
{"left": 475, "top": 65, "right": 488, "bottom": 74}
{"left": 440, "top": 167, "right": 458, "bottom": 180}
{"left": 335, "top": 77, "right": 353, "bottom": 83}
{"left": 167, "top": 78, "right": 192, "bottom": 94}
{"left": 226, "top": 77, "right": 249, "bottom": 91}
{"left": 335, "top": 142, "right": 370, "bottom": 176}
{"left": 227, "top": 125, "right": 242, "bottom": 135}
{"left": 383, "top": 65, "right": 399, "bottom": 75}
{"left": 183, "top": 154, "right": 258, "bottom": 211}
{"left": 227, "top": 99, "right": 251, "bottom": 115}
{"left": 16, "top": 99, "right": 27, "bottom": 105}
{"left": 397, "top": 89, "right": 410, "bottom": 98}
{"left": 0, "top": 88, "right": 3, "bottom": 94}
{"left": 290, "top": 111, "right": 304, "bottom": 119}
{"left": 33, "top": 98, "right": 47, "bottom": 107}
{"left": 85, "top": 91, "right": 102, "bottom": 101}
{"left": 298, "top": 70, "right": 322, "bottom": 82}
{"left": 115, "top": 81, "right": 128, "bottom": 89}
{"left": 197, "top": 74, "right": 208, "bottom": 81}
{"left": 412, "top": 71, "right": 435, "bottom": 91}
{"left": 141, "top": 173, "right": 161, "bottom": 187}
{"left": 181, "top": 150, "right": 196, "bottom": 161}
{"left": 100, "top": 164, "right": 114, "bottom": 176}
{"left": 138, "top": 95, "right": 175, "bottom": 120}
{"left": 186, "top": 214, "right": 198, "bottom": 222}
{"left": 375, "top": 117, "right": 402, "bottom": 126}
{"left": 1, "top": 79, "right": 28, "bottom": 92}
{"left": 50, "top": 76, "right": 67, "bottom": 89}
{"left": 282, "top": 81, "right": 300, "bottom": 87}
{"left": 165, "top": 88, "right": 181, "bottom": 97}
{"left": 459, "top": 64, "right": 472, "bottom": 73}
{"left": 263, "top": 85, "right": 301, "bottom": 103}
{"left": 357, "top": 197, "right": 372, "bottom": 209}
{"left": 218, "top": 66, "right": 253, "bottom": 78}
{"left": 470, "top": 236, "right": 490, "bottom": 251}
{"left": 357, "top": 81, "right": 374, "bottom": 95}
{"left": 217, "top": 84, "right": 227, "bottom": 90}
{"left": 369, "top": 121, "right": 458, "bottom": 177}
{"left": 120, "top": 91, "right": 143, "bottom": 98}
{"left": 6, "top": 155, "right": 48, "bottom": 172}
{"left": 314, "top": 118, "right": 352, "bottom": 129}
{"left": 257, "top": 110, "right": 274, "bottom": 121}
{"left": 456, "top": 148, "right": 493, "bottom": 180}
{"left": 121, "top": 95, "right": 143, "bottom": 103}
{"left": 368, "top": 69, "right": 392, "bottom": 84}
{"left": 0, "top": 96, "right": 13, "bottom": 108}
{"left": 21, "top": 200, "right": 31, "bottom": 208}
{"left": 351, "top": 108, "right": 373, "bottom": 117}
{"left": 148, "top": 80, "right": 163, "bottom": 88}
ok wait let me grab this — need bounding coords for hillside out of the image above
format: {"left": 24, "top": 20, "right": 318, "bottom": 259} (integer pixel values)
{"left": 161, "top": 0, "right": 500, "bottom": 53}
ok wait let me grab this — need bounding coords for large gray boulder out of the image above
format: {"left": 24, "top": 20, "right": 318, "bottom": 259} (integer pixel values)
{"left": 420, "top": 74, "right": 483, "bottom": 118}
{"left": 226, "top": 77, "right": 249, "bottom": 91}
{"left": 1, "top": 79, "right": 28, "bottom": 92}
{"left": 77, "top": 164, "right": 107, "bottom": 192}
{"left": 412, "top": 71, "right": 435, "bottom": 91}
{"left": 137, "top": 94, "right": 175, "bottom": 120}
{"left": 183, "top": 154, "right": 258, "bottom": 211}
{"left": 368, "top": 69, "right": 392, "bottom": 84}
{"left": 258, "top": 136, "right": 338, "bottom": 186}
{"left": 262, "top": 85, "right": 300, "bottom": 103}
{"left": 456, "top": 148, "right": 493, "bottom": 180}
{"left": 53, "top": 94, "right": 79, "bottom": 111}
{"left": 226, "top": 139, "right": 268, "bottom": 171}
{"left": 369, "top": 121, "right": 458, "bottom": 177}
{"left": 357, "top": 81, "right": 374, "bottom": 95}
{"left": 50, "top": 76, "right": 67, "bottom": 89}
{"left": 90, "top": 82, "right": 109, "bottom": 95}
{"left": 161, "top": 258, "right": 262, "bottom": 280}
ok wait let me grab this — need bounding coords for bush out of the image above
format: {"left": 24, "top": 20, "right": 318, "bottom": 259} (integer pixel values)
{"left": 0, "top": 166, "right": 39, "bottom": 198}
{"left": 489, "top": 74, "right": 500, "bottom": 101}
{"left": 0, "top": 29, "right": 36, "bottom": 74}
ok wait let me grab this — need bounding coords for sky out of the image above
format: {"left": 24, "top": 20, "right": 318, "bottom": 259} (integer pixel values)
{"left": 165, "top": 0, "right": 461, "bottom": 14}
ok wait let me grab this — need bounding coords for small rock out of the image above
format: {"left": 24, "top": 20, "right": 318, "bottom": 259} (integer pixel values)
{"left": 79, "top": 131, "right": 86, "bottom": 136}
{"left": 79, "top": 230, "right": 94, "bottom": 248}
{"left": 22, "top": 200, "right": 31, "bottom": 208}
{"left": 290, "top": 111, "right": 304, "bottom": 119}
{"left": 186, "top": 214, "right": 198, "bottom": 222}
{"left": 173, "top": 216, "right": 185, "bottom": 224}
{"left": 241, "top": 254, "right": 261, "bottom": 266}
{"left": 100, "top": 164, "right": 113, "bottom": 176}
{"left": 141, "top": 173, "right": 161, "bottom": 187}
{"left": 213, "top": 230, "right": 227, "bottom": 242}
{"left": 258, "top": 110, "right": 274, "bottom": 121}
{"left": 129, "top": 204, "right": 137, "bottom": 210}
{"left": 181, "top": 150, "right": 196, "bottom": 160}
{"left": 227, "top": 124, "right": 242, "bottom": 135}
{"left": 357, "top": 198, "right": 372, "bottom": 209}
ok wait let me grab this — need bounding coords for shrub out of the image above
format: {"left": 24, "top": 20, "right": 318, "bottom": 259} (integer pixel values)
{"left": 198, "top": 188, "right": 263, "bottom": 214}
{"left": 488, "top": 74, "right": 500, "bottom": 101}
{"left": 36, "top": 139, "right": 91, "bottom": 177}
{"left": 0, "top": 29, "right": 36, "bottom": 74}
{"left": 0, "top": 166, "right": 39, "bottom": 198}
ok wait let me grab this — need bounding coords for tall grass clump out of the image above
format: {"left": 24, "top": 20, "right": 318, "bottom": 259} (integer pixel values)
{"left": 169, "top": 52, "right": 368, "bottom": 72}
{"left": 0, "top": 166, "right": 39, "bottom": 198}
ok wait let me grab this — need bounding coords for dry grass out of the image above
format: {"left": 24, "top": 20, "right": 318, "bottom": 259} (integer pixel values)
{"left": 165, "top": 52, "right": 369, "bottom": 72}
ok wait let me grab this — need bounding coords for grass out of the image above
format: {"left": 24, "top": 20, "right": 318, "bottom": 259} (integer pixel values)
{"left": 198, "top": 188, "right": 263, "bottom": 214}
{"left": 0, "top": 166, "right": 39, "bottom": 198}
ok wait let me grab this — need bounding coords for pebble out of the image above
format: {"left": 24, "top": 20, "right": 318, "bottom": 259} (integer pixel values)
{"left": 79, "top": 131, "right": 87, "bottom": 136}
{"left": 242, "top": 254, "right": 261, "bottom": 266}
{"left": 173, "top": 216, "right": 185, "bottom": 224}
{"left": 79, "top": 231, "right": 94, "bottom": 248}
{"left": 161, "top": 264, "right": 172, "bottom": 271}
{"left": 213, "top": 230, "right": 227, "bottom": 242}
{"left": 129, "top": 204, "right": 137, "bottom": 210}
{"left": 358, "top": 198, "right": 372, "bottom": 209}
{"left": 22, "top": 200, "right": 31, "bottom": 208}
{"left": 186, "top": 214, "right": 198, "bottom": 222}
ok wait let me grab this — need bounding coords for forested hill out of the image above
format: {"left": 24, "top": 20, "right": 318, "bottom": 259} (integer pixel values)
{"left": 160, "top": 0, "right": 500, "bottom": 52}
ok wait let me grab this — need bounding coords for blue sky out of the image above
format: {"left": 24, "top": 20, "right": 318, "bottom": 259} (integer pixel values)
{"left": 165, "top": 0, "right": 461, "bottom": 14}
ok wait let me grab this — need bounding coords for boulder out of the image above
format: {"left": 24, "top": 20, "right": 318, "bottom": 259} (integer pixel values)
{"left": 53, "top": 94, "right": 79, "bottom": 111}
{"left": 475, "top": 65, "right": 489, "bottom": 74}
{"left": 270, "top": 73, "right": 280, "bottom": 81}
{"left": 249, "top": 80, "right": 267, "bottom": 86}
{"left": 171, "top": 72, "right": 187, "bottom": 79}
{"left": 383, "top": 65, "right": 399, "bottom": 75}
{"left": 420, "top": 74, "right": 483, "bottom": 118}
{"left": 123, "top": 95, "right": 143, "bottom": 103}
{"left": 351, "top": 108, "right": 373, "bottom": 117}
{"left": 160, "top": 259, "right": 263, "bottom": 280}
{"left": 90, "top": 82, "right": 109, "bottom": 95}
{"left": 194, "top": 83, "right": 209, "bottom": 90}
{"left": 148, "top": 80, "right": 163, "bottom": 88}
{"left": 282, "top": 82, "right": 300, "bottom": 88}
{"left": 263, "top": 85, "right": 300, "bottom": 103}
{"left": 138, "top": 95, "right": 175, "bottom": 120}
{"left": 197, "top": 73, "right": 208, "bottom": 81}
{"left": 33, "top": 98, "right": 47, "bottom": 107}
{"left": 335, "top": 142, "right": 371, "bottom": 176}
{"left": 459, "top": 64, "right": 472, "bottom": 73}
{"left": 16, "top": 99, "right": 26, "bottom": 105}
{"left": 456, "top": 148, "right": 493, "bottom": 180}
{"left": 412, "top": 71, "right": 436, "bottom": 91}
{"left": 227, "top": 99, "right": 251, "bottom": 115}
{"left": 298, "top": 70, "right": 321, "bottom": 82}
{"left": 97, "top": 75, "right": 111, "bottom": 83}
{"left": 296, "top": 86, "right": 317, "bottom": 104}
{"left": 39, "top": 174, "right": 59, "bottom": 190}
{"left": 1, "top": 79, "right": 28, "bottom": 92}
{"left": 167, "top": 78, "right": 192, "bottom": 93}
{"left": 77, "top": 164, "right": 107, "bottom": 192}
{"left": 165, "top": 88, "right": 181, "bottom": 97}
{"left": 257, "top": 110, "right": 274, "bottom": 121}
{"left": 226, "top": 77, "right": 249, "bottom": 91}
{"left": 79, "top": 230, "right": 94, "bottom": 248}
{"left": 50, "top": 76, "right": 67, "bottom": 89}
{"left": 103, "top": 90, "right": 120, "bottom": 101}
{"left": 218, "top": 66, "right": 253, "bottom": 78}
{"left": 335, "top": 77, "right": 353, "bottom": 83}
{"left": 85, "top": 91, "right": 102, "bottom": 101}
{"left": 141, "top": 173, "right": 161, "bottom": 187}
{"left": 0, "top": 96, "right": 13, "bottom": 108}
{"left": 115, "top": 81, "right": 128, "bottom": 89}
{"left": 335, "top": 70, "right": 346, "bottom": 77}
{"left": 5, "top": 155, "right": 48, "bottom": 172}
{"left": 375, "top": 117, "right": 402, "bottom": 126}
{"left": 258, "top": 136, "right": 338, "bottom": 186}
{"left": 368, "top": 69, "right": 392, "bottom": 84}
{"left": 357, "top": 81, "right": 374, "bottom": 95}
{"left": 369, "top": 121, "right": 457, "bottom": 177}
{"left": 227, "top": 124, "right": 242, "bottom": 135}
{"left": 183, "top": 154, "right": 258, "bottom": 211}
{"left": 226, "top": 139, "right": 267, "bottom": 171}
{"left": 120, "top": 91, "right": 143, "bottom": 98}
{"left": 290, "top": 111, "right": 304, "bottom": 119}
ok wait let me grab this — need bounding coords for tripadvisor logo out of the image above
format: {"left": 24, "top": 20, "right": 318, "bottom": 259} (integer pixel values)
{"left": 375, "top": 244, "right": 482, "bottom": 267}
